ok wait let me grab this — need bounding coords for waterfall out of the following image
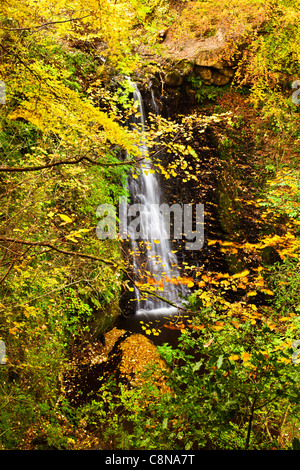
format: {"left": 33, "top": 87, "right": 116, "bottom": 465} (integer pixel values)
{"left": 126, "top": 81, "right": 187, "bottom": 315}
{"left": 149, "top": 80, "right": 160, "bottom": 115}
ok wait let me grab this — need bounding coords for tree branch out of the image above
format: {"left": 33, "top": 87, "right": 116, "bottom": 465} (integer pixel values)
{"left": 9, "top": 276, "right": 101, "bottom": 308}
{"left": 0, "top": 237, "right": 122, "bottom": 269}
{"left": 0, "top": 43, "right": 42, "bottom": 82}
{"left": 0, "top": 246, "right": 32, "bottom": 285}
{"left": 245, "top": 396, "right": 257, "bottom": 450}
{"left": 0, "top": 154, "right": 141, "bottom": 172}
{"left": 137, "top": 287, "right": 188, "bottom": 312}
{"left": 3, "top": 15, "right": 92, "bottom": 32}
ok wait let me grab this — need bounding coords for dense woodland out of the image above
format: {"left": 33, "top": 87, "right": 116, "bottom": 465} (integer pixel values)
{"left": 1, "top": 0, "right": 300, "bottom": 451}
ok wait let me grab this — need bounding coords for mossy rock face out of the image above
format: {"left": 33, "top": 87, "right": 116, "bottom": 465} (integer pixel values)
{"left": 146, "top": 74, "right": 161, "bottom": 100}
{"left": 194, "top": 65, "right": 234, "bottom": 85}
{"left": 195, "top": 65, "right": 213, "bottom": 83}
{"left": 211, "top": 69, "right": 231, "bottom": 86}
{"left": 175, "top": 59, "right": 195, "bottom": 77}
{"left": 195, "top": 48, "right": 224, "bottom": 69}
{"left": 164, "top": 69, "right": 183, "bottom": 87}
{"left": 260, "top": 246, "right": 282, "bottom": 266}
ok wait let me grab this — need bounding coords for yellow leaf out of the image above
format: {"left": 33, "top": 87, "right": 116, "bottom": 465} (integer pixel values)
{"left": 241, "top": 351, "right": 252, "bottom": 362}
{"left": 232, "top": 269, "right": 250, "bottom": 279}
{"left": 58, "top": 214, "right": 73, "bottom": 224}
{"left": 181, "top": 161, "right": 188, "bottom": 170}
{"left": 262, "top": 289, "right": 274, "bottom": 295}
{"left": 278, "top": 357, "right": 292, "bottom": 364}
{"left": 229, "top": 354, "right": 239, "bottom": 361}
{"left": 247, "top": 291, "right": 257, "bottom": 297}
{"left": 254, "top": 275, "right": 264, "bottom": 286}
{"left": 212, "top": 321, "right": 224, "bottom": 331}
{"left": 9, "top": 327, "right": 18, "bottom": 336}
{"left": 207, "top": 239, "right": 221, "bottom": 246}
{"left": 66, "top": 237, "right": 78, "bottom": 243}
{"left": 198, "top": 280, "right": 206, "bottom": 287}
{"left": 237, "top": 283, "right": 247, "bottom": 289}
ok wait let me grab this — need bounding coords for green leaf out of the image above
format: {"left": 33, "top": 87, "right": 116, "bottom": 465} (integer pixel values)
{"left": 217, "top": 355, "right": 223, "bottom": 369}
{"left": 192, "top": 361, "right": 203, "bottom": 372}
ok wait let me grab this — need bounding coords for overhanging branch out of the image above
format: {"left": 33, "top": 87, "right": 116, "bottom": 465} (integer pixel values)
{"left": 0, "top": 155, "right": 141, "bottom": 172}
{"left": 3, "top": 15, "right": 92, "bottom": 32}
{"left": 0, "top": 237, "right": 122, "bottom": 269}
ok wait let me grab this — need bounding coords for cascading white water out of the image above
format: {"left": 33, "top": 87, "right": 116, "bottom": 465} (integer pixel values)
{"left": 126, "top": 81, "right": 187, "bottom": 315}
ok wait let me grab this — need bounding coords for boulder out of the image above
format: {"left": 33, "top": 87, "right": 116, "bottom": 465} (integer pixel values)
{"left": 260, "top": 246, "right": 282, "bottom": 266}
{"left": 211, "top": 70, "right": 231, "bottom": 86}
{"left": 175, "top": 59, "right": 195, "bottom": 77}
{"left": 194, "top": 66, "right": 213, "bottom": 83}
{"left": 194, "top": 66, "right": 234, "bottom": 85}
{"left": 195, "top": 48, "right": 224, "bottom": 70}
{"left": 164, "top": 69, "right": 183, "bottom": 87}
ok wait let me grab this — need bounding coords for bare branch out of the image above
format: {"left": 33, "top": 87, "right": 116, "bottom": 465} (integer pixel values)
{"left": 0, "top": 154, "right": 141, "bottom": 172}
{"left": 0, "top": 174, "right": 41, "bottom": 199}
{"left": 10, "top": 276, "right": 100, "bottom": 308}
{"left": 0, "top": 43, "right": 42, "bottom": 82}
{"left": 0, "top": 237, "right": 123, "bottom": 269}
{"left": 3, "top": 15, "right": 92, "bottom": 32}
{"left": 140, "top": 287, "right": 188, "bottom": 312}
{"left": 0, "top": 246, "right": 32, "bottom": 285}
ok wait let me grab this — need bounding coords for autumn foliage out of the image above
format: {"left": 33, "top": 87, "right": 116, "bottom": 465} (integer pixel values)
{"left": 0, "top": 0, "right": 300, "bottom": 452}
